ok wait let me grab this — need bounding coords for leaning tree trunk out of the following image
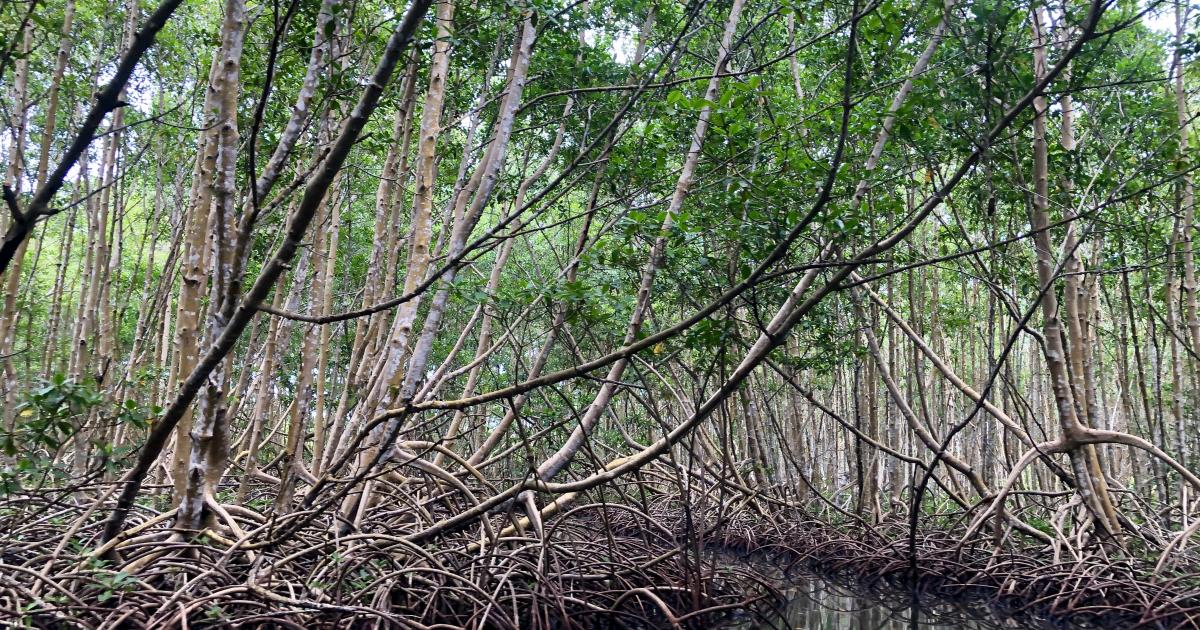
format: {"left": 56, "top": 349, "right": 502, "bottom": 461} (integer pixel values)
{"left": 533, "top": 0, "right": 745, "bottom": 484}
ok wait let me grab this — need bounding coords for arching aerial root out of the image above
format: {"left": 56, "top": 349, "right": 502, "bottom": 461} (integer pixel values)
{"left": 2, "top": 481, "right": 1199, "bottom": 628}
{"left": 0, "top": 487, "right": 774, "bottom": 629}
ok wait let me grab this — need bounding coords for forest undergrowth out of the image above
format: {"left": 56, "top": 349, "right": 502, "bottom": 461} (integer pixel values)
{"left": 3, "top": 469, "right": 1200, "bottom": 628}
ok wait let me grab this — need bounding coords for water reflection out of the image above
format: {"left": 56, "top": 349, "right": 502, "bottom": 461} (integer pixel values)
{"left": 729, "top": 572, "right": 1036, "bottom": 629}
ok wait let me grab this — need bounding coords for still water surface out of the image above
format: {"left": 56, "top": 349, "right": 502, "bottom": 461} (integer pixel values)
{"left": 723, "top": 568, "right": 1039, "bottom": 629}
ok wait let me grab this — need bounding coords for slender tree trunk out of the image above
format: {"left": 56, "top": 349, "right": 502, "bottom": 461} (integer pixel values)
{"left": 175, "top": 0, "right": 248, "bottom": 530}
{"left": 534, "top": 0, "right": 744, "bottom": 483}
{"left": 0, "top": 23, "right": 32, "bottom": 414}
{"left": 1027, "top": 6, "right": 1118, "bottom": 536}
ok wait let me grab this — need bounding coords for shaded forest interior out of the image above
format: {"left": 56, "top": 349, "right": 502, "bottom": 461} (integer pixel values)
{"left": 1, "top": 0, "right": 1200, "bottom": 626}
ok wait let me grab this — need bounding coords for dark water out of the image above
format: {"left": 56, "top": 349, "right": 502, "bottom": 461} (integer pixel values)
{"left": 725, "top": 572, "right": 1033, "bottom": 629}
{"left": 710, "top": 552, "right": 1040, "bottom": 629}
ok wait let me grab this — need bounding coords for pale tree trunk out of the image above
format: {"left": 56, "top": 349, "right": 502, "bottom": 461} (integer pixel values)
{"left": 328, "top": 0, "right": 456, "bottom": 524}
{"left": 1122, "top": 264, "right": 1165, "bottom": 501}
{"left": 227, "top": 0, "right": 338, "bottom": 310}
{"left": 359, "top": 13, "right": 536, "bottom": 517}
{"left": 276, "top": 20, "right": 350, "bottom": 507}
{"left": 100, "top": 0, "right": 435, "bottom": 542}
{"left": 110, "top": 195, "right": 171, "bottom": 459}
{"left": 322, "top": 54, "right": 419, "bottom": 476}
{"left": 275, "top": 213, "right": 328, "bottom": 511}
{"left": 119, "top": 110, "right": 169, "bottom": 397}
{"left": 432, "top": 94, "right": 575, "bottom": 467}
{"left": 387, "top": 12, "right": 536, "bottom": 418}
{"left": 345, "top": 0, "right": 455, "bottom": 445}
{"left": 168, "top": 83, "right": 221, "bottom": 499}
{"left": 42, "top": 198, "right": 77, "bottom": 376}
{"left": 72, "top": 25, "right": 140, "bottom": 472}
{"left": 1172, "top": 0, "right": 1196, "bottom": 472}
{"left": 227, "top": 0, "right": 343, "bottom": 489}
{"left": 0, "top": 22, "right": 31, "bottom": 414}
{"left": 236, "top": 287, "right": 285, "bottom": 502}
{"left": 856, "top": 278, "right": 1033, "bottom": 445}
{"left": 333, "top": 11, "right": 538, "bottom": 529}
{"left": 854, "top": 328, "right": 880, "bottom": 522}
{"left": 1054, "top": 24, "right": 1116, "bottom": 520}
{"left": 429, "top": 30, "right": 507, "bottom": 264}
{"left": 533, "top": 0, "right": 744, "bottom": 483}
{"left": 310, "top": 182, "right": 342, "bottom": 472}
{"left": 66, "top": 148, "right": 94, "bottom": 388}
{"left": 165, "top": 0, "right": 321, "bottom": 493}
{"left": 855, "top": 291, "right": 993, "bottom": 501}
{"left": 468, "top": 7, "right": 656, "bottom": 467}
{"left": 740, "top": 391, "right": 772, "bottom": 487}
{"left": 146, "top": 174, "right": 189, "bottom": 412}
{"left": 89, "top": 2, "right": 143, "bottom": 430}
{"left": 276, "top": 132, "right": 339, "bottom": 511}
{"left": 254, "top": 0, "right": 338, "bottom": 204}
{"left": 1166, "top": 225, "right": 1187, "bottom": 476}
{"left": 1028, "top": 6, "right": 1119, "bottom": 536}
{"left": 29, "top": 0, "right": 76, "bottom": 377}
{"left": 786, "top": 0, "right": 959, "bottom": 516}
{"left": 176, "top": 0, "right": 248, "bottom": 531}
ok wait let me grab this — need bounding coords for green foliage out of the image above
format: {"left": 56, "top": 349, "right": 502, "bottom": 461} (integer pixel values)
{"left": 1, "top": 375, "right": 159, "bottom": 495}
{"left": 5, "top": 374, "right": 99, "bottom": 455}
{"left": 95, "top": 570, "right": 137, "bottom": 603}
